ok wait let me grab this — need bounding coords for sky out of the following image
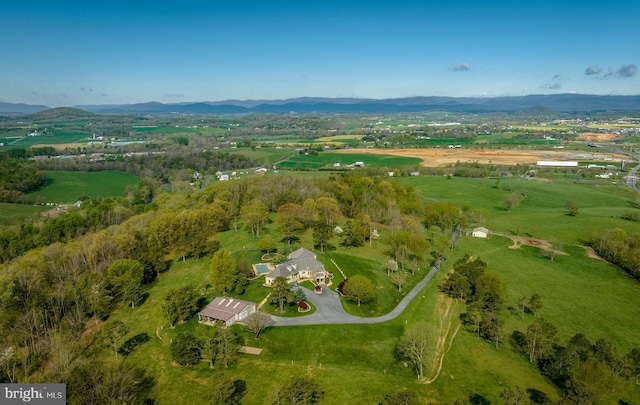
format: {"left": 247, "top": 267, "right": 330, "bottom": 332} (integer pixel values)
{"left": 1, "top": 0, "right": 639, "bottom": 107}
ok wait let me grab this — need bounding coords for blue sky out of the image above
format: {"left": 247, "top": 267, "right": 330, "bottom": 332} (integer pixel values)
{"left": 2, "top": 0, "right": 639, "bottom": 107}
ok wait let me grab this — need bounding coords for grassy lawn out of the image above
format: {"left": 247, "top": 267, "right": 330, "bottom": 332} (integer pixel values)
{"left": 26, "top": 171, "right": 139, "bottom": 203}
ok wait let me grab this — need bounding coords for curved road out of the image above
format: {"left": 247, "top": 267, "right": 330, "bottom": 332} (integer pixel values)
{"left": 270, "top": 258, "right": 442, "bottom": 326}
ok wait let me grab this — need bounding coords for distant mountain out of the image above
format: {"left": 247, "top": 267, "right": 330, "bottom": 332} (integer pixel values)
{"left": 21, "top": 107, "right": 96, "bottom": 121}
{"left": 6, "top": 94, "right": 640, "bottom": 115}
{"left": 75, "top": 94, "right": 640, "bottom": 114}
{"left": 0, "top": 102, "right": 50, "bottom": 114}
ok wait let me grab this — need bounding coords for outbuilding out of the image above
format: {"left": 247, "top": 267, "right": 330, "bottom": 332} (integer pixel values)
{"left": 198, "top": 297, "right": 256, "bottom": 327}
{"left": 471, "top": 227, "right": 489, "bottom": 238}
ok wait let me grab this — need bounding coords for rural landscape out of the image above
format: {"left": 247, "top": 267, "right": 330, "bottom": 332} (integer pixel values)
{"left": 1, "top": 100, "right": 640, "bottom": 404}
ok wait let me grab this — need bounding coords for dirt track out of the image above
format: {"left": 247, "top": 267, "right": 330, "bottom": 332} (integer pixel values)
{"left": 332, "top": 148, "right": 627, "bottom": 167}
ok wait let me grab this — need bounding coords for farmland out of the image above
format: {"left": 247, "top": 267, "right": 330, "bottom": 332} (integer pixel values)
{"left": 26, "top": 171, "right": 139, "bottom": 203}
{"left": 1, "top": 108, "right": 640, "bottom": 404}
{"left": 277, "top": 151, "right": 422, "bottom": 170}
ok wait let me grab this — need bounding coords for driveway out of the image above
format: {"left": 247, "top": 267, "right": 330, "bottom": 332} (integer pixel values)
{"left": 270, "top": 258, "right": 442, "bottom": 326}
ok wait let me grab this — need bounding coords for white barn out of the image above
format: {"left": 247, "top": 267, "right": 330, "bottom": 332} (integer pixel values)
{"left": 472, "top": 227, "right": 489, "bottom": 238}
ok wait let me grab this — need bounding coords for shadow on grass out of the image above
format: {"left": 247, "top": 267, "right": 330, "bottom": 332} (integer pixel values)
{"left": 119, "top": 332, "right": 151, "bottom": 359}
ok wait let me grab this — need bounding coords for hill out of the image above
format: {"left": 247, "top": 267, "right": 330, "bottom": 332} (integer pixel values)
{"left": 22, "top": 107, "right": 96, "bottom": 122}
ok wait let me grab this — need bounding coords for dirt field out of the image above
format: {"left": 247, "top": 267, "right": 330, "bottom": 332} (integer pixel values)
{"left": 332, "top": 148, "right": 627, "bottom": 167}
{"left": 577, "top": 133, "right": 620, "bottom": 142}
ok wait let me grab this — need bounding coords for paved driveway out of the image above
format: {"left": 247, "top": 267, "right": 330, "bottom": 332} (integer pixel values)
{"left": 270, "top": 259, "right": 442, "bottom": 326}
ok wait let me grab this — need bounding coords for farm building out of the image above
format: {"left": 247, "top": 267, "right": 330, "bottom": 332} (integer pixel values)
{"left": 198, "top": 297, "right": 256, "bottom": 327}
{"left": 264, "top": 247, "right": 325, "bottom": 285}
{"left": 537, "top": 161, "right": 578, "bottom": 167}
{"left": 471, "top": 227, "right": 489, "bottom": 238}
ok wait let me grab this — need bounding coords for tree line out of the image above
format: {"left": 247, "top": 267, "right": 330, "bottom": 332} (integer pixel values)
{"left": 591, "top": 227, "right": 640, "bottom": 281}
{"left": 0, "top": 154, "right": 47, "bottom": 202}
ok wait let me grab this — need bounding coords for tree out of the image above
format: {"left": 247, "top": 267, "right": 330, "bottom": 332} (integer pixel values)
{"left": 101, "top": 320, "right": 128, "bottom": 365}
{"left": 623, "top": 347, "right": 640, "bottom": 384}
{"left": 380, "top": 389, "right": 419, "bottom": 405}
{"left": 397, "top": 324, "right": 431, "bottom": 379}
{"left": 561, "top": 380, "right": 596, "bottom": 405}
{"left": 211, "top": 327, "right": 239, "bottom": 368}
{"left": 342, "top": 275, "right": 376, "bottom": 306}
{"left": 240, "top": 202, "right": 269, "bottom": 237}
{"left": 209, "top": 373, "right": 246, "bottom": 405}
{"left": 312, "top": 221, "right": 332, "bottom": 253}
{"left": 241, "top": 311, "right": 271, "bottom": 339}
{"left": 503, "top": 192, "right": 523, "bottom": 211}
{"left": 277, "top": 203, "right": 305, "bottom": 248}
{"left": 566, "top": 200, "right": 580, "bottom": 216}
{"left": 389, "top": 271, "right": 407, "bottom": 292}
{"left": 433, "top": 234, "right": 451, "bottom": 260}
{"left": 209, "top": 249, "right": 238, "bottom": 294}
{"left": 481, "top": 311, "right": 504, "bottom": 349}
{"left": 385, "top": 259, "right": 398, "bottom": 276}
{"left": 315, "top": 196, "right": 341, "bottom": 227}
{"left": 170, "top": 332, "right": 202, "bottom": 366}
{"left": 105, "top": 259, "right": 144, "bottom": 308}
{"left": 526, "top": 318, "right": 557, "bottom": 363}
{"left": 527, "top": 293, "right": 543, "bottom": 317}
{"left": 163, "top": 286, "right": 198, "bottom": 328}
{"left": 259, "top": 235, "right": 277, "bottom": 254}
{"left": 270, "top": 276, "right": 294, "bottom": 312}
{"left": 442, "top": 272, "right": 471, "bottom": 301}
{"left": 474, "top": 272, "right": 507, "bottom": 313}
{"left": 499, "top": 385, "right": 527, "bottom": 405}
{"left": 273, "top": 376, "right": 323, "bottom": 405}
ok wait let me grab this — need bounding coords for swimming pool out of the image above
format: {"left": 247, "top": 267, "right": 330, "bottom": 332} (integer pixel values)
{"left": 255, "top": 264, "right": 271, "bottom": 274}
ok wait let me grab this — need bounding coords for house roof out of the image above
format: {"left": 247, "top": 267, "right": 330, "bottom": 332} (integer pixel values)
{"left": 265, "top": 248, "right": 325, "bottom": 279}
{"left": 198, "top": 297, "right": 255, "bottom": 321}
{"left": 473, "top": 227, "right": 489, "bottom": 234}
{"left": 288, "top": 247, "right": 316, "bottom": 260}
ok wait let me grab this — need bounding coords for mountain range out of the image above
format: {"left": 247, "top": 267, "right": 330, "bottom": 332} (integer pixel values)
{"left": 3, "top": 94, "right": 640, "bottom": 115}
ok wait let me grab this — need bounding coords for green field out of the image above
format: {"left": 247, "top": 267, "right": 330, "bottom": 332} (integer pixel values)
{"left": 0, "top": 202, "right": 49, "bottom": 224}
{"left": 277, "top": 152, "right": 422, "bottom": 170}
{"left": 26, "top": 171, "right": 140, "bottom": 203}
{"left": 396, "top": 175, "right": 640, "bottom": 245}
{"left": 215, "top": 147, "right": 296, "bottom": 167}
{"left": 0, "top": 130, "right": 93, "bottom": 149}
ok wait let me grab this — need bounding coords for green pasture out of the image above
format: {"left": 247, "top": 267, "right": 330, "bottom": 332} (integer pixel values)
{"left": 397, "top": 175, "right": 640, "bottom": 245}
{"left": 26, "top": 171, "right": 139, "bottom": 203}
{"left": 0, "top": 131, "right": 90, "bottom": 149}
{"left": 216, "top": 147, "right": 295, "bottom": 166}
{"left": 0, "top": 202, "right": 49, "bottom": 224}
{"left": 277, "top": 152, "right": 421, "bottom": 170}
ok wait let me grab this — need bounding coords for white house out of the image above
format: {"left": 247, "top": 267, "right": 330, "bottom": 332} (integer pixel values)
{"left": 264, "top": 248, "right": 325, "bottom": 285}
{"left": 471, "top": 227, "right": 489, "bottom": 238}
{"left": 198, "top": 297, "right": 256, "bottom": 327}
